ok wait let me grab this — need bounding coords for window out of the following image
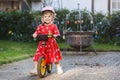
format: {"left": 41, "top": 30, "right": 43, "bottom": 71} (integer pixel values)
{"left": 112, "top": 0, "right": 120, "bottom": 12}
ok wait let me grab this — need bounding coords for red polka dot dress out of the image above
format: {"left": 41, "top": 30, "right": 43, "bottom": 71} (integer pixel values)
{"left": 33, "top": 24, "right": 62, "bottom": 63}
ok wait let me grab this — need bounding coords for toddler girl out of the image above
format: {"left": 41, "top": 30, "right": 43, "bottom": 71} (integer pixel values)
{"left": 30, "top": 6, "right": 63, "bottom": 75}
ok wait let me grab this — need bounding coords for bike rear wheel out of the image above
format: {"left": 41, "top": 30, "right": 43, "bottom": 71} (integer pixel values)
{"left": 47, "top": 63, "right": 52, "bottom": 73}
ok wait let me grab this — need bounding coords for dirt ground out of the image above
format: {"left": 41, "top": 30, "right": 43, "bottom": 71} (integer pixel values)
{"left": 0, "top": 52, "right": 120, "bottom": 80}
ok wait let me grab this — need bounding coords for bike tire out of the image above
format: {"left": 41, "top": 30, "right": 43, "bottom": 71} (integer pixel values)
{"left": 47, "top": 63, "right": 52, "bottom": 73}
{"left": 37, "top": 56, "right": 46, "bottom": 78}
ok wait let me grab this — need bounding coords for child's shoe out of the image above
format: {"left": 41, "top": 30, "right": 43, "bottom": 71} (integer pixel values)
{"left": 57, "top": 67, "right": 63, "bottom": 74}
{"left": 29, "top": 68, "right": 37, "bottom": 75}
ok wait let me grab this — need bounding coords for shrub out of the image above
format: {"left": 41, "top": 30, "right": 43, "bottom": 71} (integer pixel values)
{"left": 0, "top": 11, "right": 35, "bottom": 42}
{"left": 93, "top": 11, "right": 120, "bottom": 46}
{"left": 0, "top": 9, "right": 119, "bottom": 45}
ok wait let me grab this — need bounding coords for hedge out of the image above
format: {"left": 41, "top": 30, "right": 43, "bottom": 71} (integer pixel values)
{"left": 0, "top": 10, "right": 119, "bottom": 45}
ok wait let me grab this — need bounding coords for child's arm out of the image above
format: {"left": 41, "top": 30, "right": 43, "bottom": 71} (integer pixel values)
{"left": 33, "top": 24, "right": 41, "bottom": 38}
{"left": 52, "top": 24, "right": 60, "bottom": 37}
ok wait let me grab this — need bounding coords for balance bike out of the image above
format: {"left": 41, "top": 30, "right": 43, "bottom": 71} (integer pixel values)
{"left": 36, "top": 34, "right": 53, "bottom": 78}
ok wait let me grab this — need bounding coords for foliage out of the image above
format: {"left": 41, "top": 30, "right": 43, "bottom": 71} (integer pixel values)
{"left": 58, "top": 9, "right": 94, "bottom": 31}
{"left": 0, "top": 9, "right": 119, "bottom": 45}
{"left": 0, "top": 11, "right": 35, "bottom": 42}
{"left": 93, "top": 11, "right": 120, "bottom": 46}
{"left": 110, "top": 11, "right": 120, "bottom": 39}
{"left": 55, "top": 9, "right": 69, "bottom": 32}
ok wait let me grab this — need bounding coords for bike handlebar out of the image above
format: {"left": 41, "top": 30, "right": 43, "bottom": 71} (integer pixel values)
{"left": 36, "top": 34, "right": 60, "bottom": 41}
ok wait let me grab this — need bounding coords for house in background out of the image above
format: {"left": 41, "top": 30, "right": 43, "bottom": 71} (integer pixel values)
{"left": 0, "top": 0, "right": 32, "bottom": 11}
{"left": 0, "top": 0, "right": 120, "bottom": 14}
{"left": 32, "top": 0, "right": 120, "bottom": 14}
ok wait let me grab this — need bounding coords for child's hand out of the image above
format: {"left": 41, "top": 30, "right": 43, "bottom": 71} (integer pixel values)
{"left": 53, "top": 35, "right": 60, "bottom": 38}
{"left": 33, "top": 33, "right": 37, "bottom": 38}
{"left": 53, "top": 35, "right": 57, "bottom": 38}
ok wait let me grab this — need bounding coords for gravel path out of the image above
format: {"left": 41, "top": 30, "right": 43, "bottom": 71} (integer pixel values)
{"left": 0, "top": 52, "right": 120, "bottom": 80}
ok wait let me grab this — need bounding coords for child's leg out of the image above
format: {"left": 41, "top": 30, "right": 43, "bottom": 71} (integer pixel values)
{"left": 55, "top": 62, "right": 63, "bottom": 74}
{"left": 30, "top": 61, "right": 38, "bottom": 75}
{"left": 34, "top": 61, "right": 38, "bottom": 70}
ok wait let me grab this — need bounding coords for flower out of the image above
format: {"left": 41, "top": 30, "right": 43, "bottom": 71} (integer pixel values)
{"left": 8, "top": 30, "right": 13, "bottom": 35}
{"left": 74, "top": 21, "right": 78, "bottom": 24}
{"left": 66, "top": 21, "right": 70, "bottom": 25}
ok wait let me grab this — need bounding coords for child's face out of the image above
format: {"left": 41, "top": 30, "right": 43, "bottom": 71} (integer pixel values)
{"left": 42, "top": 12, "right": 54, "bottom": 24}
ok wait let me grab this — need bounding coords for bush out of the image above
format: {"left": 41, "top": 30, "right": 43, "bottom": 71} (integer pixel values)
{"left": 0, "top": 9, "right": 119, "bottom": 46}
{"left": 0, "top": 11, "right": 35, "bottom": 42}
{"left": 93, "top": 11, "right": 120, "bottom": 46}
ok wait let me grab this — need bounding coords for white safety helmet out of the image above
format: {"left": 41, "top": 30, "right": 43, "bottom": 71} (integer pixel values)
{"left": 41, "top": 6, "right": 55, "bottom": 14}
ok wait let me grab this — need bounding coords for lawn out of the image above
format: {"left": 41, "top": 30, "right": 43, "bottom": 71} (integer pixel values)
{"left": 59, "top": 42, "right": 120, "bottom": 51}
{"left": 0, "top": 40, "right": 120, "bottom": 65}
{"left": 0, "top": 40, "right": 37, "bottom": 65}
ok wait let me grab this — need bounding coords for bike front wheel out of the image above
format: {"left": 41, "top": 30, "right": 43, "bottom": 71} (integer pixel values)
{"left": 37, "top": 56, "right": 46, "bottom": 78}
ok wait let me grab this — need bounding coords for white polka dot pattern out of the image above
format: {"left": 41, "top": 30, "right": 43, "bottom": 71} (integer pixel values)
{"left": 33, "top": 24, "right": 62, "bottom": 63}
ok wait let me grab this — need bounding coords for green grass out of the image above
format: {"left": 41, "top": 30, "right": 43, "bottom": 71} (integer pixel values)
{"left": 0, "top": 40, "right": 37, "bottom": 65}
{"left": 0, "top": 40, "right": 120, "bottom": 65}
{"left": 59, "top": 42, "right": 120, "bottom": 51}
{"left": 93, "top": 43, "right": 120, "bottom": 51}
